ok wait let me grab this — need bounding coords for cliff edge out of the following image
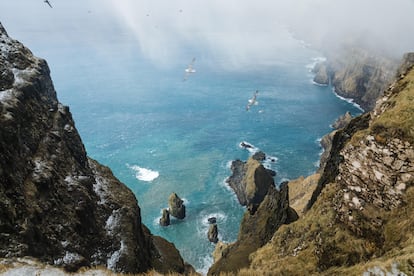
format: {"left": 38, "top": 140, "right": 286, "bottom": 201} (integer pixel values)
{"left": 313, "top": 47, "right": 399, "bottom": 111}
{"left": 0, "top": 23, "right": 190, "bottom": 274}
{"left": 232, "top": 54, "right": 414, "bottom": 275}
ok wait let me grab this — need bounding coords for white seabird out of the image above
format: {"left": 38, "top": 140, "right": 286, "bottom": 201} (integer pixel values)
{"left": 183, "top": 58, "right": 196, "bottom": 81}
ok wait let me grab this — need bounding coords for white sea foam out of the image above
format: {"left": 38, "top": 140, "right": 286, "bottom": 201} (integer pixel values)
{"left": 200, "top": 211, "right": 228, "bottom": 227}
{"left": 332, "top": 88, "right": 365, "bottom": 112}
{"left": 127, "top": 164, "right": 159, "bottom": 182}
{"left": 311, "top": 80, "right": 329, "bottom": 87}
{"left": 263, "top": 155, "right": 278, "bottom": 169}
{"left": 198, "top": 255, "right": 214, "bottom": 276}
{"left": 238, "top": 141, "right": 259, "bottom": 154}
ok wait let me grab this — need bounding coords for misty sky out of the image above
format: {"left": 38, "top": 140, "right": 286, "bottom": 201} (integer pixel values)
{"left": 1, "top": 0, "right": 414, "bottom": 68}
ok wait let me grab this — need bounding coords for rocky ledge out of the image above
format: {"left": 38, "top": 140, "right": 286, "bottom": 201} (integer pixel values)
{"left": 0, "top": 23, "right": 191, "bottom": 274}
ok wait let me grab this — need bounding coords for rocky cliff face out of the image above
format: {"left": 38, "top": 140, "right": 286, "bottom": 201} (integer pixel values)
{"left": 208, "top": 157, "right": 298, "bottom": 275}
{"left": 0, "top": 23, "right": 189, "bottom": 274}
{"left": 313, "top": 47, "right": 399, "bottom": 111}
{"left": 228, "top": 54, "right": 414, "bottom": 275}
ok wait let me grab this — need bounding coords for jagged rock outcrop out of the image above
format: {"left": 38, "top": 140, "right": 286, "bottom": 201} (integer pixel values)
{"left": 207, "top": 224, "right": 218, "bottom": 244}
{"left": 208, "top": 182, "right": 297, "bottom": 275}
{"left": 209, "top": 155, "right": 297, "bottom": 274}
{"left": 312, "top": 47, "right": 399, "bottom": 111}
{"left": 234, "top": 54, "right": 414, "bottom": 275}
{"left": 159, "top": 209, "right": 170, "bottom": 226}
{"left": 332, "top": 111, "right": 352, "bottom": 130}
{"left": 168, "top": 193, "right": 186, "bottom": 219}
{"left": 226, "top": 157, "right": 275, "bottom": 209}
{"left": 0, "top": 23, "right": 189, "bottom": 274}
{"left": 318, "top": 111, "right": 353, "bottom": 173}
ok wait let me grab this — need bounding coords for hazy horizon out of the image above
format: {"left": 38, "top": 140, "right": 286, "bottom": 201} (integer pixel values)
{"left": 1, "top": 0, "right": 414, "bottom": 68}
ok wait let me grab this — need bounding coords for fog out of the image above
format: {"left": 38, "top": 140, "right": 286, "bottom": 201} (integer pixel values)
{"left": 1, "top": 0, "right": 414, "bottom": 68}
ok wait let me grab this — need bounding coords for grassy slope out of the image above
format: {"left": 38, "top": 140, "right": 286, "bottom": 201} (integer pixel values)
{"left": 241, "top": 66, "right": 414, "bottom": 275}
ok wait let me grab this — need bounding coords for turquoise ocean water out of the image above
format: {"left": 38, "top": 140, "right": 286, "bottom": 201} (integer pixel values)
{"left": 12, "top": 28, "right": 361, "bottom": 273}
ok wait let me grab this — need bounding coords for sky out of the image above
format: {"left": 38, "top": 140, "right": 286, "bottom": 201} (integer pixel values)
{"left": 1, "top": 0, "right": 414, "bottom": 68}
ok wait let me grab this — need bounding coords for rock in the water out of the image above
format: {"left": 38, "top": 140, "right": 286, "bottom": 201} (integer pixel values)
{"left": 168, "top": 193, "right": 186, "bottom": 219}
{"left": 252, "top": 151, "right": 266, "bottom": 161}
{"left": 226, "top": 158, "right": 275, "bottom": 208}
{"left": 159, "top": 208, "right": 170, "bottom": 226}
{"left": 208, "top": 217, "right": 217, "bottom": 224}
{"left": 208, "top": 224, "right": 219, "bottom": 243}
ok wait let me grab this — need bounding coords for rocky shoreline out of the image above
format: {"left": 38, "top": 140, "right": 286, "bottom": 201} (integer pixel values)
{"left": 312, "top": 47, "right": 399, "bottom": 111}
{"left": 207, "top": 53, "right": 414, "bottom": 275}
{"left": 2, "top": 19, "right": 414, "bottom": 275}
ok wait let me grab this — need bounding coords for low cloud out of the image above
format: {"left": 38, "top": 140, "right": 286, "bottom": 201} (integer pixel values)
{"left": 1, "top": 0, "right": 413, "bottom": 68}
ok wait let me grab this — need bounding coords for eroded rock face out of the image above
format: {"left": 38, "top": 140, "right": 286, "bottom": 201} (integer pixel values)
{"left": 312, "top": 47, "right": 398, "bottom": 111}
{"left": 208, "top": 183, "right": 296, "bottom": 275}
{"left": 207, "top": 224, "right": 218, "bottom": 244}
{"left": 159, "top": 209, "right": 170, "bottom": 226}
{"left": 168, "top": 193, "right": 186, "bottom": 219}
{"left": 226, "top": 158, "right": 275, "bottom": 209}
{"left": 0, "top": 23, "right": 188, "bottom": 274}
{"left": 334, "top": 135, "right": 414, "bottom": 238}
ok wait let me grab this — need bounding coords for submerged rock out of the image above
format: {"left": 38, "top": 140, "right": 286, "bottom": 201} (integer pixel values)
{"left": 168, "top": 193, "right": 186, "bottom": 219}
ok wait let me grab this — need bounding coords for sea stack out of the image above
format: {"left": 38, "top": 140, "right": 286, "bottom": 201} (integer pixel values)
{"left": 208, "top": 224, "right": 219, "bottom": 243}
{"left": 159, "top": 208, "right": 170, "bottom": 226}
{"left": 168, "top": 193, "right": 186, "bottom": 219}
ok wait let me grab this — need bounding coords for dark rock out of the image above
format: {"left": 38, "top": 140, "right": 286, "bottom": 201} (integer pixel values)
{"left": 266, "top": 169, "right": 276, "bottom": 177}
{"left": 208, "top": 183, "right": 296, "bottom": 274}
{"left": 208, "top": 224, "right": 219, "bottom": 243}
{"left": 168, "top": 193, "right": 185, "bottom": 219}
{"left": 159, "top": 209, "right": 170, "bottom": 226}
{"left": 240, "top": 141, "right": 253, "bottom": 149}
{"left": 0, "top": 24, "right": 190, "bottom": 274}
{"left": 226, "top": 158, "right": 275, "bottom": 208}
{"left": 252, "top": 151, "right": 265, "bottom": 161}
{"left": 208, "top": 217, "right": 217, "bottom": 224}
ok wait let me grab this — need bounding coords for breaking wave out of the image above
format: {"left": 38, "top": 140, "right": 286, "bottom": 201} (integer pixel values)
{"left": 127, "top": 164, "right": 159, "bottom": 182}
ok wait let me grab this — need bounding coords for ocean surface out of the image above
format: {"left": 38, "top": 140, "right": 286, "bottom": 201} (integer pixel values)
{"left": 11, "top": 28, "right": 361, "bottom": 274}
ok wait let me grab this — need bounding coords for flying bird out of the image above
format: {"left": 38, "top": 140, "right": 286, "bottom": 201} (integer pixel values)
{"left": 44, "top": 0, "right": 53, "bottom": 8}
{"left": 246, "top": 90, "right": 259, "bottom": 111}
{"left": 183, "top": 58, "right": 196, "bottom": 81}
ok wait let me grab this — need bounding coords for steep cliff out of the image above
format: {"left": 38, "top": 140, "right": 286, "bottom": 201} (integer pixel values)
{"left": 208, "top": 157, "right": 298, "bottom": 275}
{"left": 0, "top": 23, "right": 190, "bottom": 274}
{"left": 232, "top": 54, "right": 414, "bottom": 275}
{"left": 313, "top": 47, "right": 399, "bottom": 111}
